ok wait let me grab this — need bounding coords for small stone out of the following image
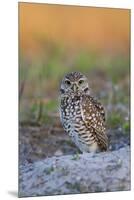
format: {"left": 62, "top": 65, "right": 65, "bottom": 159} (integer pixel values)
{"left": 54, "top": 149, "right": 63, "bottom": 156}
{"left": 75, "top": 176, "right": 81, "bottom": 181}
{"left": 118, "top": 127, "right": 122, "bottom": 132}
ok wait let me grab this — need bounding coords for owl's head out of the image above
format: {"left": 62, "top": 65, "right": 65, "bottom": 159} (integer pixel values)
{"left": 60, "top": 72, "right": 90, "bottom": 95}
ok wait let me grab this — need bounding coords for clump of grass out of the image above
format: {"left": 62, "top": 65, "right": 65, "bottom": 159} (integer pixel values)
{"left": 20, "top": 99, "right": 58, "bottom": 125}
{"left": 107, "top": 112, "right": 123, "bottom": 128}
{"left": 107, "top": 111, "right": 130, "bottom": 134}
{"left": 71, "top": 153, "right": 80, "bottom": 161}
{"left": 110, "top": 84, "right": 130, "bottom": 106}
{"left": 65, "top": 181, "right": 81, "bottom": 191}
{"left": 44, "top": 100, "right": 58, "bottom": 112}
{"left": 44, "top": 166, "right": 54, "bottom": 175}
{"left": 123, "top": 121, "right": 130, "bottom": 133}
{"left": 102, "top": 55, "right": 130, "bottom": 84}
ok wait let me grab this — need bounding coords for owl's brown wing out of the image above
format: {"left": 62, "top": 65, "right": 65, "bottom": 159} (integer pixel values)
{"left": 89, "top": 96, "right": 106, "bottom": 121}
{"left": 80, "top": 95, "right": 108, "bottom": 151}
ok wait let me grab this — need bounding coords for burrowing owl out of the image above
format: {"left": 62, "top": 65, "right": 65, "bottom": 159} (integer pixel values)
{"left": 59, "top": 71, "right": 108, "bottom": 153}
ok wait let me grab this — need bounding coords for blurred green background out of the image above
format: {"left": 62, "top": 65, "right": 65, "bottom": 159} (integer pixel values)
{"left": 19, "top": 3, "right": 130, "bottom": 132}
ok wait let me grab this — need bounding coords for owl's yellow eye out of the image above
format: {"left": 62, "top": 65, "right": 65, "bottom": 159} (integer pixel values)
{"left": 65, "top": 80, "right": 71, "bottom": 85}
{"left": 79, "top": 80, "right": 84, "bottom": 85}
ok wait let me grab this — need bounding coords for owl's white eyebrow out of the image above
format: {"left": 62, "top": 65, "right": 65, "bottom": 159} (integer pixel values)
{"left": 65, "top": 79, "right": 71, "bottom": 83}
{"left": 78, "top": 79, "right": 85, "bottom": 82}
{"left": 65, "top": 79, "right": 70, "bottom": 81}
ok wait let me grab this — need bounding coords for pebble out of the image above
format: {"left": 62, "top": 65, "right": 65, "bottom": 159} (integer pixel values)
{"left": 54, "top": 149, "right": 63, "bottom": 156}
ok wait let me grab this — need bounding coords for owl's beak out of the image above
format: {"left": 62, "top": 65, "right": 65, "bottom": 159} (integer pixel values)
{"left": 73, "top": 84, "right": 77, "bottom": 92}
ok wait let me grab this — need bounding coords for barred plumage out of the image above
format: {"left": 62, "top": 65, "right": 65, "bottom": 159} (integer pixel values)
{"left": 60, "top": 71, "right": 108, "bottom": 153}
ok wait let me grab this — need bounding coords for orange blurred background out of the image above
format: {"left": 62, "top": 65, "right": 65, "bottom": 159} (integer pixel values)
{"left": 19, "top": 3, "right": 130, "bottom": 57}
{"left": 19, "top": 3, "right": 130, "bottom": 126}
